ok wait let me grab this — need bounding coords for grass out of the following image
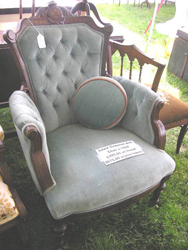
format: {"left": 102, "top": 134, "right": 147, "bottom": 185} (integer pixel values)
{"left": 0, "top": 3, "right": 188, "bottom": 250}
{"left": 97, "top": 3, "right": 176, "bottom": 46}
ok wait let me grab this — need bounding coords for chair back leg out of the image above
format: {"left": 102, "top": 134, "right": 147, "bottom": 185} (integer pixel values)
{"left": 176, "top": 124, "right": 188, "bottom": 154}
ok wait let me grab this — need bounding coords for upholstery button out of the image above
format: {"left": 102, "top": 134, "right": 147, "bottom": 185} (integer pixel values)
{"left": 36, "top": 57, "right": 40, "bottom": 63}
{"left": 57, "top": 86, "right": 61, "bottom": 92}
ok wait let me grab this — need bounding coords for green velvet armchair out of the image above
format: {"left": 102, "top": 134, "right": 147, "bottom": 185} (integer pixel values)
{"left": 4, "top": 2, "right": 175, "bottom": 248}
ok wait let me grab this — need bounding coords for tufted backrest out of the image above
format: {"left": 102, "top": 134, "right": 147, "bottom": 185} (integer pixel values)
{"left": 17, "top": 23, "right": 105, "bottom": 133}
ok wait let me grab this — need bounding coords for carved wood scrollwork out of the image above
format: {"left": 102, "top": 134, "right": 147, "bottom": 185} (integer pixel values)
{"left": 36, "top": 1, "right": 73, "bottom": 24}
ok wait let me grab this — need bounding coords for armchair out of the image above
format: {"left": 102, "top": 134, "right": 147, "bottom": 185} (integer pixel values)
{"left": 4, "top": 2, "right": 175, "bottom": 248}
{"left": 108, "top": 40, "right": 188, "bottom": 153}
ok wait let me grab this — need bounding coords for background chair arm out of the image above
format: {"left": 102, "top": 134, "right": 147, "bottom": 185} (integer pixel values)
{"left": 9, "top": 91, "right": 56, "bottom": 195}
{"left": 108, "top": 40, "right": 166, "bottom": 92}
{"left": 114, "top": 76, "right": 166, "bottom": 149}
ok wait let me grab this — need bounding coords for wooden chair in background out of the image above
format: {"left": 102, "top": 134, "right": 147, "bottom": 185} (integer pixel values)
{"left": 107, "top": 40, "right": 188, "bottom": 153}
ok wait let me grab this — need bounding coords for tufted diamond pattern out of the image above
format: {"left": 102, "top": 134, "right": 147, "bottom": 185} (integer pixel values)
{"left": 17, "top": 23, "right": 104, "bottom": 133}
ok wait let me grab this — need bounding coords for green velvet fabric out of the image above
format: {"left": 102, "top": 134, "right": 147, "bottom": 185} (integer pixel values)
{"left": 9, "top": 91, "right": 55, "bottom": 195}
{"left": 17, "top": 23, "right": 104, "bottom": 133}
{"left": 73, "top": 77, "right": 127, "bottom": 129}
{"left": 114, "top": 76, "right": 158, "bottom": 145}
{"left": 45, "top": 124, "right": 175, "bottom": 219}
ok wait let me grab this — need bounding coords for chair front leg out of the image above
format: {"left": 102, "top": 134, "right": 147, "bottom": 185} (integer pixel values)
{"left": 149, "top": 175, "right": 171, "bottom": 207}
{"left": 52, "top": 219, "right": 68, "bottom": 248}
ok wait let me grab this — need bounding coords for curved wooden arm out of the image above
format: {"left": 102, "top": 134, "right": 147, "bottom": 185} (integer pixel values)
{"left": 151, "top": 99, "right": 166, "bottom": 149}
{"left": 24, "top": 125, "right": 55, "bottom": 194}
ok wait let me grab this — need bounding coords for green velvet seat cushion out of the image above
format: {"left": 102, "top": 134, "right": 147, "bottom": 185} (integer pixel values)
{"left": 45, "top": 124, "right": 175, "bottom": 220}
{"left": 73, "top": 77, "right": 127, "bottom": 129}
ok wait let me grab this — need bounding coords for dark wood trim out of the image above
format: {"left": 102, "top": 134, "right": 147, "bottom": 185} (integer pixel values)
{"left": 151, "top": 99, "right": 166, "bottom": 150}
{"left": 24, "top": 125, "right": 55, "bottom": 193}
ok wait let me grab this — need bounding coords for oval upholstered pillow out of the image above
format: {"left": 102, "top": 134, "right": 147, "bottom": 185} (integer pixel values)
{"left": 73, "top": 77, "right": 127, "bottom": 129}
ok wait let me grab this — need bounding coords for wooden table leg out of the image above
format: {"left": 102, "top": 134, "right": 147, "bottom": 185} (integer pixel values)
{"left": 141, "top": 0, "right": 151, "bottom": 8}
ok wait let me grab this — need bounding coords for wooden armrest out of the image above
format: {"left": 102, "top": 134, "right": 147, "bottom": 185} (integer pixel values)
{"left": 151, "top": 99, "right": 166, "bottom": 149}
{"left": 24, "top": 125, "right": 55, "bottom": 194}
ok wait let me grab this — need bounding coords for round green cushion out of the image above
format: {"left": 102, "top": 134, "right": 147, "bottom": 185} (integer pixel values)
{"left": 73, "top": 77, "right": 127, "bottom": 129}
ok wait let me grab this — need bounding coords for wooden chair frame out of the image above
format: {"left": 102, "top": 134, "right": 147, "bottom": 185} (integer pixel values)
{"left": 107, "top": 40, "right": 166, "bottom": 92}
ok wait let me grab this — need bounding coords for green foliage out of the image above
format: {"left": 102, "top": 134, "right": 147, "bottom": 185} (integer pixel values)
{"left": 0, "top": 3, "right": 188, "bottom": 250}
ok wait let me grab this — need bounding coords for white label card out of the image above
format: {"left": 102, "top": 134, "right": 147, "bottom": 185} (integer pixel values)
{"left": 37, "top": 34, "right": 46, "bottom": 49}
{"left": 96, "top": 141, "right": 144, "bottom": 165}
